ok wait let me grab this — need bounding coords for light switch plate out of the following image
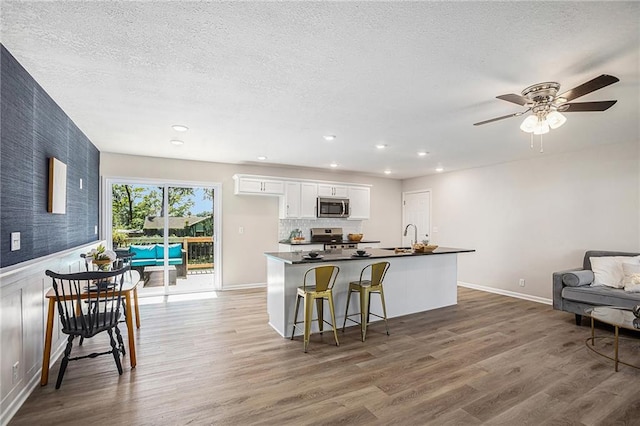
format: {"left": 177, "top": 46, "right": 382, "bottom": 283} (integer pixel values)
{"left": 11, "top": 232, "right": 20, "bottom": 251}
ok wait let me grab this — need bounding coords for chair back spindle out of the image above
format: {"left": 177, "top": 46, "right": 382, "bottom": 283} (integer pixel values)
{"left": 44, "top": 267, "right": 129, "bottom": 388}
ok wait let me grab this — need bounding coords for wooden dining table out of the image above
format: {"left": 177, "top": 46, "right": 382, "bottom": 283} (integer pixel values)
{"left": 40, "top": 276, "right": 141, "bottom": 386}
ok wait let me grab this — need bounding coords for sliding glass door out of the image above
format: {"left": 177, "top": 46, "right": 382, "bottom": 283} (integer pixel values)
{"left": 105, "top": 178, "right": 221, "bottom": 295}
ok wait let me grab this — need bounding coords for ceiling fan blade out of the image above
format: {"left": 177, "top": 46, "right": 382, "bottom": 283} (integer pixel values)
{"left": 473, "top": 110, "right": 528, "bottom": 126}
{"left": 559, "top": 100, "right": 617, "bottom": 112}
{"left": 557, "top": 74, "right": 619, "bottom": 102}
{"left": 496, "top": 94, "right": 529, "bottom": 106}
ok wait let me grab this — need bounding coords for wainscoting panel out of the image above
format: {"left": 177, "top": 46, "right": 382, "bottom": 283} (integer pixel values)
{"left": 0, "top": 243, "right": 98, "bottom": 426}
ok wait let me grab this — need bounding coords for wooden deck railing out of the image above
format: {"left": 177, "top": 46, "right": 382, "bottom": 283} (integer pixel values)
{"left": 184, "top": 237, "right": 214, "bottom": 270}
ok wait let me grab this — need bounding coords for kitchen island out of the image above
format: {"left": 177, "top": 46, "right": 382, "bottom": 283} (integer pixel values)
{"left": 264, "top": 247, "right": 474, "bottom": 337}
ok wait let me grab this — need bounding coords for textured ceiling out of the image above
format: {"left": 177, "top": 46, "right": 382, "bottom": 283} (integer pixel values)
{"left": 1, "top": 1, "right": 638, "bottom": 179}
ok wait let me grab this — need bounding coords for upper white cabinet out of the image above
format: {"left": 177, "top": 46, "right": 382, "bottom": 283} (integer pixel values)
{"left": 317, "top": 184, "right": 349, "bottom": 198}
{"left": 348, "top": 186, "right": 370, "bottom": 220}
{"left": 234, "top": 175, "right": 284, "bottom": 196}
{"left": 280, "top": 182, "right": 317, "bottom": 219}
{"left": 300, "top": 182, "right": 318, "bottom": 218}
{"left": 235, "top": 174, "right": 370, "bottom": 220}
{"left": 279, "top": 182, "right": 301, "bottom": 218}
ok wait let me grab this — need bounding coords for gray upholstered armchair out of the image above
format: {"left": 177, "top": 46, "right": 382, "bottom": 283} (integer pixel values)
{"left": 552, "top": 250, "right": 640, "bottom": 325}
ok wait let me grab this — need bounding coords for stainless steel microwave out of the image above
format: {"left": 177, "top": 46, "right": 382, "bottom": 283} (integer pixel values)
{"left": 317, "top": 197, "right": 350, "bottom": 218}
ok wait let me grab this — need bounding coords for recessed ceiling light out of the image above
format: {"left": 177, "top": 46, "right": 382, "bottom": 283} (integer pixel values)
{"left": 170, "top": 139, "right": 184, "bottom": 146}
{"left": 324, "top": 135, "right": 336, "bottom": 141}
{"left": 172, "top": 124, "right": 189, "bottom": 132}
{"left": 257, "top": 156, "right": 267, "bottom": 161}
{"left": 384, "top": 170, "right": 392, "bottom": 175}
{"left": 435, "top": 166, "right": 444, "bottom": 172}
{"left": 329, "top": 162, "right": 338, "bottom": 168}
{"left": 376, "top": 144, "right": 387, "bottom": 149}
{"left": 417, "top": 151, "right": 428, "bottom": 157}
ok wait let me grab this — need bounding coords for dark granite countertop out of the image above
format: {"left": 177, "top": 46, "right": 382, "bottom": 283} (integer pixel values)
{"left": 264, "top": 247, "right": 475, "bottom": 264}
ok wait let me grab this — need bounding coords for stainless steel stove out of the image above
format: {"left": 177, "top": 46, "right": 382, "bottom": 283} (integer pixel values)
{"left": 310, "top": 228, "right": 358, "bottom": 250}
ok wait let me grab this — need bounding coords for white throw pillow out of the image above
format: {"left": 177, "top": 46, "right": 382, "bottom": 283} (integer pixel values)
{"left": 590, "top": 256, "right": 640, "bottom": 288}
{"left": 623, "top": 262, "right": 640, "bottom": 292}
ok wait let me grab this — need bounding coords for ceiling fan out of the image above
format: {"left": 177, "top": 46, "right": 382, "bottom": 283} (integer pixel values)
{"left": 473, "top": 74, "right": 619, "bottom": 133}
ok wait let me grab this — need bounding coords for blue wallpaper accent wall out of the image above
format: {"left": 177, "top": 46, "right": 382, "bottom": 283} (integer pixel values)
{"left": 0, "top": 44, "right": 100, "bottom": 268}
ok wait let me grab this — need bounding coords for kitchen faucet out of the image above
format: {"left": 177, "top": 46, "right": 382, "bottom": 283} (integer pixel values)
{"left": 403, "top": 224, "right": 417, "bottom": 246}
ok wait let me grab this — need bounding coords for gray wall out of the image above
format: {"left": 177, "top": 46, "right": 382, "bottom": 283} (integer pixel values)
{"left": 403, "top": 141, "right": 640, "bottom": 300}
{"left": 0, "top": 45, "right": 100, "bottom": 268}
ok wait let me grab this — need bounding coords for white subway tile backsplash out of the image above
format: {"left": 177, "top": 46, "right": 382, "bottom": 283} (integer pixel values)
{"left": 279, "top": 219, "right": 362, "bottom": 241}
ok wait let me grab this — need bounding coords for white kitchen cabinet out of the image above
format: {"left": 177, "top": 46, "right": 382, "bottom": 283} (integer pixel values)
{"left": 279, "top": 182, "right": 301, "bottom": 219}
{"left": 279, "top": 182, "right": 317, "bottom": 219}
{"left": 317, "top": 184, "right": 349, "bottom": 198}
{"left": 234, "top": 175, "right": 284, "bottom": 196}
{"left": 300, "top": 182, "right": 318, "bottom": 218}
{"left": 348, "top": 186, "right": 370, "bottom": 220}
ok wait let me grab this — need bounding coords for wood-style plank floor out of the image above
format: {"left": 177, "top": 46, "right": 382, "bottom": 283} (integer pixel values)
{"left": 10, "top": 287, "right": 640, "bottom": 425}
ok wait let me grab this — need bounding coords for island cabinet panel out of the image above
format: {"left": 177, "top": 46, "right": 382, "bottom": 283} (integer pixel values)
{"left": 265, "top": 248, "right": 471, "bottom": 337}
{"left": 348, "top": 186, "right": 370, "bottom": 220}
{"left": 234, "top": 175, "right": 284, "bottom": 196}
{"left": 317, "top": 183, "right": 349, "bottom": 198}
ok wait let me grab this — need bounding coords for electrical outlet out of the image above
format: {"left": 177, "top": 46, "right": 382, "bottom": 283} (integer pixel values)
{"left": 519, "top": 278, "right": 525, "bottom": 287}
{"left": 238, "top": 226, "right": 244, "bottom": 234}
{"left": 12, "top": 361, "right": 19, "bottom": 384}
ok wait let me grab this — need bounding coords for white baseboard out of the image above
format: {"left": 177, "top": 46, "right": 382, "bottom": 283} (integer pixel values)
{"left": 457, "top": 281, "right": 552, "bottom": 305}
{"left": 222, "top": 282, "right": 266, "bottom": 290}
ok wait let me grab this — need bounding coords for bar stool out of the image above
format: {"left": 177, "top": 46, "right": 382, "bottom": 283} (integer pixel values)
{"left": 290, "top": 265, "right": 340, "bottom": 352}
{"left": 342, "top": 261, "right": 390, "bottom": 341}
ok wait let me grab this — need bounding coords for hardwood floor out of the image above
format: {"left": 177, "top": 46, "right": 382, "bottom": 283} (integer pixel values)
{"left": 10, "top": 287, "right": 640, "bottom": 425}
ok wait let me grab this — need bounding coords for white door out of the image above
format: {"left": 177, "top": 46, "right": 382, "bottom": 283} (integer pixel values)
{"left": 402, "top": 190, "right": 431, "bottom": 247}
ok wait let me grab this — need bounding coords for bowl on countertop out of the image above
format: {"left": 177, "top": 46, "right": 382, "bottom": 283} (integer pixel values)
{"left": 347, "top": 233, "right": 363, "bottom": 242}
{"left": 412, "top": 244, "right": 438, "bottom": 253}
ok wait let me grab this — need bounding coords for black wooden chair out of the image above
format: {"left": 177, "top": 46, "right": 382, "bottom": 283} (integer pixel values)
{"left": 45, "top": 267, "right": 129, "bottom": 389}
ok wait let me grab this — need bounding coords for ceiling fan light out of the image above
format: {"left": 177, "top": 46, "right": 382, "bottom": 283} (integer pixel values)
{"left": 533, "top": 120, "right": 550, "bottom": 135}
{"left": 520, "top": 115, "right": 538, "bottom": 133}
{"left": 547, "top": 111, "right": 567, "bottom": 129}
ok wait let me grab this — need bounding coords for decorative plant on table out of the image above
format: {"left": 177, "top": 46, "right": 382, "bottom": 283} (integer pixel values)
{"left": 87, "top": 244, "right": 117, "bottom": 270}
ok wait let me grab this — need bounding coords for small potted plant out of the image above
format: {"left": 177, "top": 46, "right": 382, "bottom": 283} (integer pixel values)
{"left": 112, "top": 231, "right": 128, "bottom": 248}
{"left": 86, "top": 244, "right": 117, "bottom": 270}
